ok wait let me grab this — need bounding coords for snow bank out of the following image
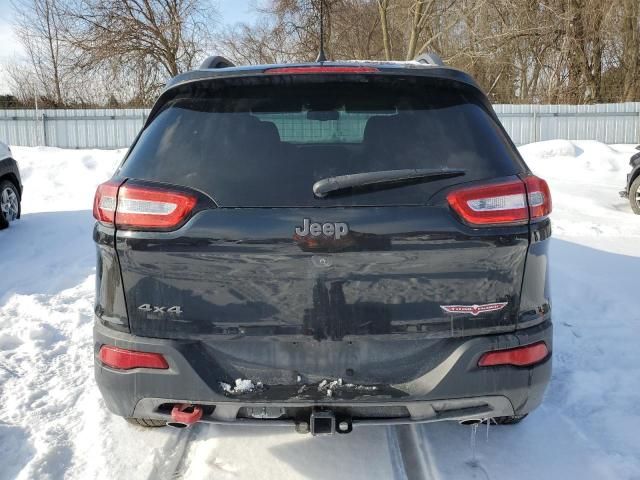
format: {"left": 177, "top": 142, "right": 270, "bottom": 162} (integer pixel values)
{"left": 11, "top": 146, "right": 125, "bottom": 214}
{"left": 0, "top": 142, "right": 639, "bottom": 479}
{"left": 519, "top": 140, "right": 640, "bottom": 244}
{"left": 0, "top": 148, "right": 176, "bottom": 480}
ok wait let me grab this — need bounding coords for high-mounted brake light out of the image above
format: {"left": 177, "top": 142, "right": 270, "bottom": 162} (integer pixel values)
{"left": 92, "top": 181, "right": 197, "bottom": 230}
{"left": 99, "top": 345, "right": 169, "bottom": 370}
{"left": 478, "top": 341, "right": 549, "bottom": 367}
{"left": 266, "top": 66, "right": 380, "bottom": 74}
{"left": 447, "top": 176, "right": 552, "bottom": 226}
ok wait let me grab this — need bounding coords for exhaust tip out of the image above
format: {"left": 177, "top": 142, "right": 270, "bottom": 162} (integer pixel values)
{"left": 459, "top": 418, "right": 484, "bottom": 426}
{"left": 166, "top": 421, "right": 190, "bottom": 429}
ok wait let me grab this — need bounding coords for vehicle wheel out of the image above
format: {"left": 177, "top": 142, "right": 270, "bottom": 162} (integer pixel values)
{"left": 0, "top": 179, "right": 20, "bottom": 227}
{"left": 125, "top": 417, "right": 167, "bottom": 428}
{"left": 630, "top": 176, "right": 640, "bottom": 215}
{"left": 492, "top": 414, "right": 528, "bottom": 425}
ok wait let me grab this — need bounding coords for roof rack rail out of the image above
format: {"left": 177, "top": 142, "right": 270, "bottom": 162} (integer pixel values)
{"left": 414, "top": 52, "right": 444, "bottom": 66}
{"left": 200, "top": 56, "right": 235, "bottom": 70}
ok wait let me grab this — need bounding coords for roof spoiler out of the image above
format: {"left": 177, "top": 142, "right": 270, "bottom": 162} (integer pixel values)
{"left": 200, "top": 56, "right": 235, "bottom": 69}
{"left": 414, "top": 52, "right": 444, "bottom": 66}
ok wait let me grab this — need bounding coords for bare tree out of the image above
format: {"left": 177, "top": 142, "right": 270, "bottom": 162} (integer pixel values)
{"left": 6, "top": 0, "right": 640, "bottom": 105}
{"left": 65, "top": 0, "right": 218, "bottom": 78}
{"left": 12, "top": 0, "right": 71, "bottom": 105}
{"left": 220, "top": 18, "right": 302, "bottom": 65}
{"left": 8, "top": 0, "right": 219, "bottom": 106}
{"left": 3, "top": 61, "right": 40, "bottom": 105}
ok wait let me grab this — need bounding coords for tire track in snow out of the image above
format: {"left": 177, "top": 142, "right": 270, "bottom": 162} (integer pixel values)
{"left": 146, "top": 427, "right": 196, "bottom": 480}
{"left": 155, "top": 423, "right": 436, "bottom": 480}
{"left": 415, "top": 422, "right": 497, "bottom": 480}
{"left": 388, "top": 425, "right": 440, "bottom": 480}
{"left": 148, "top": 421, "right": 481, "bottom": 480}
{"left": 386, "top": 426, "right": 408, "bottom": 480}
{"left": 172, "top": 423, "right": 432, "bottom": 480}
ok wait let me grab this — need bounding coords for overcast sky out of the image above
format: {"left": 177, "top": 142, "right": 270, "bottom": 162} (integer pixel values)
{"left": 0, "top": 0, "right": 258, "bottom": 94}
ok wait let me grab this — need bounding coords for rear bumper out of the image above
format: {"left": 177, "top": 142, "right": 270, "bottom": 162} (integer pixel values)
{"left": 94, "top": 319, "right": 552, "bottom": 425}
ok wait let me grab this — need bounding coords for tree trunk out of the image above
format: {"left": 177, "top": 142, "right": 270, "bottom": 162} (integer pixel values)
{"left": 406, "top": 0, "right": 426, "bottom": 60}
{"left": 566, "top": 0, "right": 584, "bottom": 103}
{"left": 622, "top": 0, "right": 640, "bottom": 101}
{"left": 376, "top": 0, "right": 391, "bottom": 60}
{"left": 43, "top": 0, "right": 63, "bottom": 105}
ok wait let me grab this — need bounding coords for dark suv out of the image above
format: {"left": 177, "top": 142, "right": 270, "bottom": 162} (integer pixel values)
{"left": 93, "top": 57, "right": 552, "bottom": 434}
{"left": 0, "top": 141, "right": 22, "bottom": 230}
{"left": 621, "top": 145, "right": 640, "bottom": 214}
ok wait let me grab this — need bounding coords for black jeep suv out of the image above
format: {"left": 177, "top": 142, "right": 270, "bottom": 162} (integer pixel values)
{"left": 93, "top": 57, "right": 552, "bottom": 434}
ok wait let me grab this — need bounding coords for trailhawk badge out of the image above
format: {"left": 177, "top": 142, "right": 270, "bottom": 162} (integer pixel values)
{"left": 440, "top": 302, "right": 508, "bottom": 316}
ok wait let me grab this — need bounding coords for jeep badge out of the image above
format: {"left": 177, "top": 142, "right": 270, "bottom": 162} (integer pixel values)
{"left": 295, "top": 218, "right": 349, "bottom": 240}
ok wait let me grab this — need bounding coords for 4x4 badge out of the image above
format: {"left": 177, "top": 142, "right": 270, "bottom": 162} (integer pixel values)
{"left": 440, "top": 302, "right": 507, "bottom": 316}
{"left": 138, "top": 304, "right": 183, "bottom": 315}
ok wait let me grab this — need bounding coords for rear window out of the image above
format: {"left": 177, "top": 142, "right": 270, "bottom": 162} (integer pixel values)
{"left": 255, "top": 111, "right": 389, "bottom": 144}
{"left": 119, "top": 78, "right": 522, "bottom": 207}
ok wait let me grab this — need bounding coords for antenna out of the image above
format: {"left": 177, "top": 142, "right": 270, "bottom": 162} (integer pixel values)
{"left": 316, "top": 0, "right": 327, "bottom": 62}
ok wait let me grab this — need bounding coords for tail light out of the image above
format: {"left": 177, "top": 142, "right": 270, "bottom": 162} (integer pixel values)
{"left": 99, "top": 345, "right": 169, "bottom": 370}
{"left": 116, "top": 184, "right": 197, "bottom": 229}
{"left": 447, "top": 176, "right": 552, "bottom": 226}
{"left": 447, "top": 180, "right": 528, "bottom": 225}
{"left": 478, "top": 341, "right": 549, "bottom": 367}
{"left": 93, "top": 181, "right": 196, "bottom": 230}
{"left": 524, "top": 176, "right": 552, "bottom": 219}
{"left": 93, "top": 180, "right": 119, "bottom": 225}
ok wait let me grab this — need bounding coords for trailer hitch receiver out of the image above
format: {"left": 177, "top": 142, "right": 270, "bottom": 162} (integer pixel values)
{"left": 310, "top": 410, "right": 336, "bottom": 436}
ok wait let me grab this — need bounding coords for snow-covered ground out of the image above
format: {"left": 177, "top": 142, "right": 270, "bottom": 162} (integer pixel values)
{"left": 0, "top": 141, "right": 639, "bottom": 479}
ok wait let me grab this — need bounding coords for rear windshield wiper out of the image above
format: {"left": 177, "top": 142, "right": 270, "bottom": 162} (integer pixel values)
{"left": 313, "top": 168, "right": 466, "bottom": 198}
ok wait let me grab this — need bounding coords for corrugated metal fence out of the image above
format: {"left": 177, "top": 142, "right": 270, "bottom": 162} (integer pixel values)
{"left": 494, "top": 103, "right": 640, "bottom": 145}
{"left": 1, "top": 103, "right": 640, "bottom": 149}
{"left": 0, "top": 108, "right": 150, "bottom": 149}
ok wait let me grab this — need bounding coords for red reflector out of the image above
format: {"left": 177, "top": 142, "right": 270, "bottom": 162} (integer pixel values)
{"left": 99, "top": 345, "right": 169, "bottom": 370}
{"left": 115, "top": 184, "right": 197, "bottom": 229}
{"left": 524, "top": 176, "right": 552, "bottom": 219}
{"left": 266, "top": 66, "right": 379, "bottom": 74}
{"left": 93, "top": 180, "right": 121, "bottom": 225}
{"left": 478, "top": 342, "right": 549, "bottom": 367}
{"left": 447, "top": 180, "right": 528, "bottom": 226}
